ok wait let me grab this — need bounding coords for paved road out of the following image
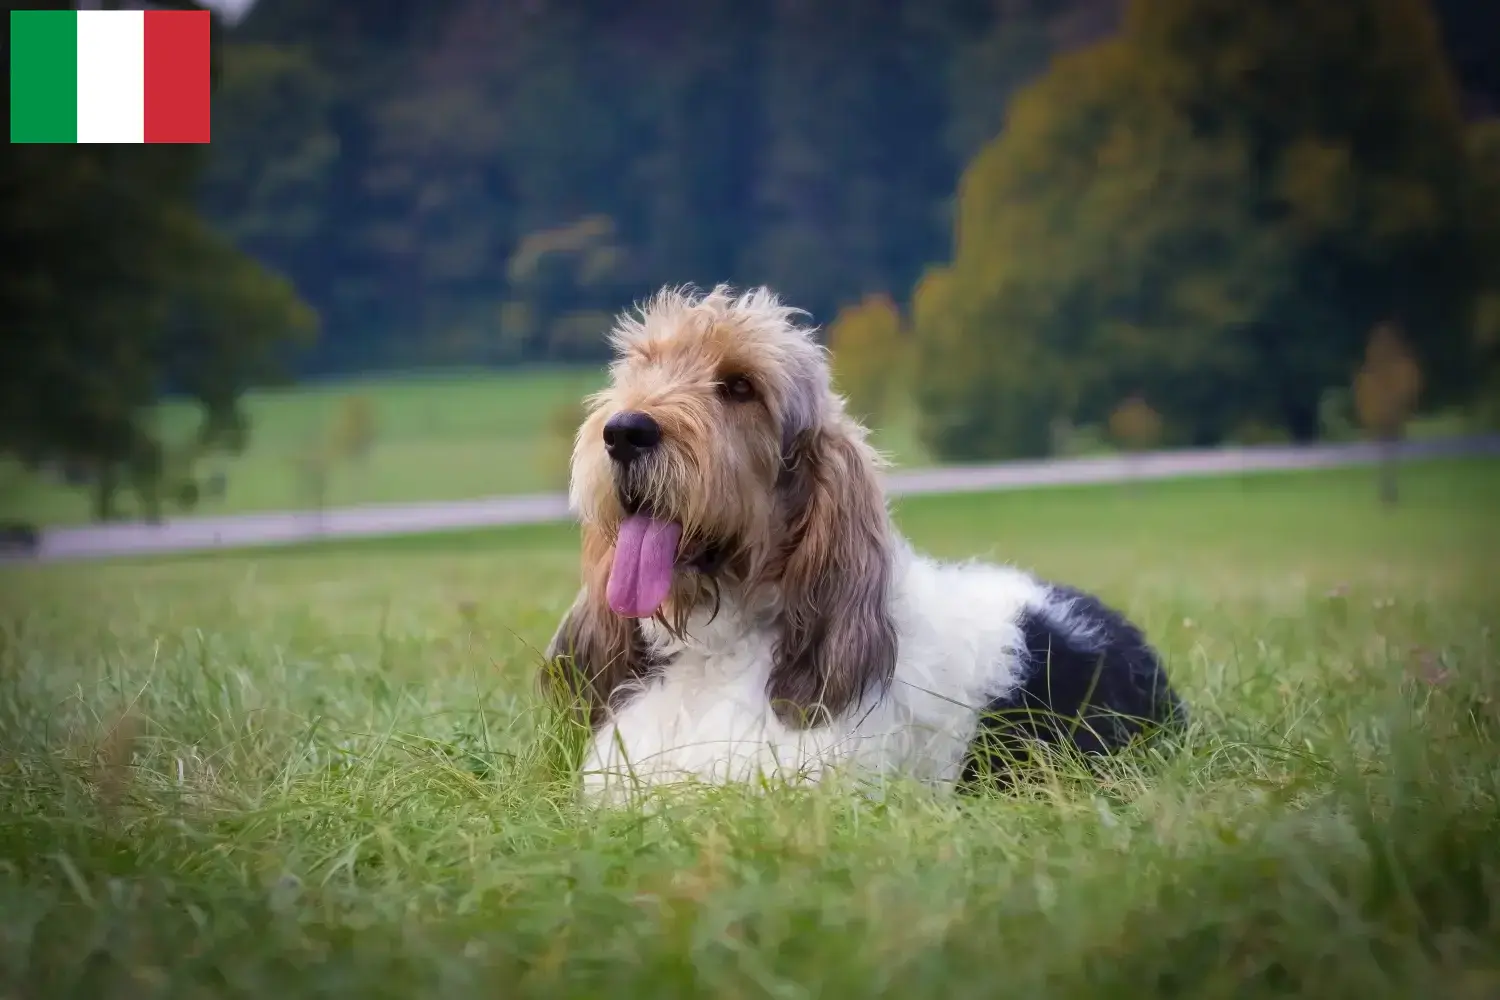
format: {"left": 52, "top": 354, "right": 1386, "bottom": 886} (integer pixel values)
{"left": 7, "top": 435, "right": 1498, "bottom": 565}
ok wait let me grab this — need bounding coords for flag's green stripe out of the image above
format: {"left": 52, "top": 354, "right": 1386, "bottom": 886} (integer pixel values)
{"left": 10, "top": 10, "right": 78, "bottom": 143}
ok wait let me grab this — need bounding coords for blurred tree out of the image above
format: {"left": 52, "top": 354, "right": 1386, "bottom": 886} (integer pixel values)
{"left": 547, "top": 311, "right": 619, "bottom": 362}
{"left": 614, "top": 0, "right": 768, "bottom": 300}
{"left": 1467, "top": 120, "right": 1500, "bottom": 428}
{"left": 1107, "top": 395, "right": 1164, "bottom": 453}
{"left": 1130, "top": 0, "right": 1477, "bottom": 434}
{"left": 200, "top": 44, "right": 340, "bottom": 326}
{"left": 1431, "top": 0, "right": 1500, "bottom": 116}
{"left": 914, "top": 0, "right": 1481, "bottom": 461}
{"left": 201, "top": 0, "right": 1493, "bottom": 390}
{"left": 1107, "top": 392, "right": 1163, "bottom": 491}
{"left": 1316, "top": 387, "right": 1358, "bottom": 442}
{"left": 911, "top": 264, "right": 1061, "bottom": 460}
{"left": 1353, "top": 321, "right": 1423, "bottom": 506}
{"left": 941, "top": 0, "right": 1122, "bottom": 166}
{"left": 941, "top": 1, "right": 1052, "bottom": 165}
{"left": 506, "top": 216, "right": 628, "bottom": 362}
{"left": 0, "top": 138, "right": 315, "bottom": 522}
{"left": 165, "top": 224, "right": 318, "bottom": 450}
{"left": 219, "top": 0, "right": 475, "bottom": 374}
{"left": 828, "top": 293, "right": 908, "bottom": 425}
{"left": 329, "top": 396, "right": 379, "bottom": 465}
{"left": 740, "top": 0, "right": 953, "bottom": 322}
{"left": 355, "top": 0, "right": 535, "bottom": 368}
{"left": 209, "top": 0, "right": 1131, "bottom": 372}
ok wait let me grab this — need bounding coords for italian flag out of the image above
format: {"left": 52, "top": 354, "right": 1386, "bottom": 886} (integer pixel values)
{"left": 10, "top": 9, "right": 211, "bottom": 144}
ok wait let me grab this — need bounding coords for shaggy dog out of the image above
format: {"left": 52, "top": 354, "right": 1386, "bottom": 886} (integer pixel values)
{"left": 544, "top": 285, "right": 1185, "bottom": 802}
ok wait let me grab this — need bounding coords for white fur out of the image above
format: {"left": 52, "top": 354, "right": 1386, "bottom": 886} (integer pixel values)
{"left": 582, "top": 539, "right": 1059, "bottom": 804}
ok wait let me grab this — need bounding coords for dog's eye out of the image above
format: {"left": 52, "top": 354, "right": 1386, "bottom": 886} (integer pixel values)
{"left": 718, "top": 375, "right": 756, "bottom": 402}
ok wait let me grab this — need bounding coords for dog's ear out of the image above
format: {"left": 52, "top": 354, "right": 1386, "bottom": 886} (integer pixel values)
{"left": 769, "top": 419, "right": 898, "bottom": 728}
{"left": 539, "top": 526, "right": 652, "bottom": 727}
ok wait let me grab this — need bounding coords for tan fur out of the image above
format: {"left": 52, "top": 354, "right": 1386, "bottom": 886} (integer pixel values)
{"left": 543, "top": 285, "right": 898, "bottom": 729}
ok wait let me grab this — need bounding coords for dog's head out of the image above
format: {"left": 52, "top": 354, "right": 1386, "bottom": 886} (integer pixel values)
{"left": 550, "top": 285, "right": 897, "bottom": 727}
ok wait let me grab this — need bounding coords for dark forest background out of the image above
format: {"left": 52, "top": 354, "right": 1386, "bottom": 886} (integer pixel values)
{"left": 4, "top": 0, "right": 1499, "bottom": 516}
{"left": 205, "top": 0, "right": 1500, "bottom": 372}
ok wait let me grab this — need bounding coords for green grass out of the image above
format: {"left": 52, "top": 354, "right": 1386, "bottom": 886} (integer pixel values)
{"left": 0, "top": 363, "right": 1481, "bottom": 529}
{"left": 0, "top": 369, "right": 940, "bottom": 527}
{"left": 2, "top": 460, "right": 1498, "bottom": 998}
{"left": 0, "top": 368, "right": 605, "bottom": 526}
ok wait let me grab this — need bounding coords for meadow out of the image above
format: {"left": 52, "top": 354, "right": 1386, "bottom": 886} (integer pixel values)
{"left": 0, "top": 368, "right": 936, "bottom": 527}
{"left": 1, "top": 459, "right": 1498, "bottom": 998}
{"left": 0, "top": 369, "right": 604, "bottom": 527}
{"left": 0, "top": 364, "right": 1476, "bottom": 530}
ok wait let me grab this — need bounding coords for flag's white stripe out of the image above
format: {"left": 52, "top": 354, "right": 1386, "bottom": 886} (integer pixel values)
{"left": 76, "top": 11, "right": 145, "bottom": 144}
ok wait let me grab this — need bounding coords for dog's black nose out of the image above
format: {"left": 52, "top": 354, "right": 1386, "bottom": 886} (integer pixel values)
{"left": 602, "top": 411, "right": 662, "bottom": 464}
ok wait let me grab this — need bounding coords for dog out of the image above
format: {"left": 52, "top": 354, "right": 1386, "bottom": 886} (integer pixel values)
{"left": 543, "top": 285, "right": 1185, "bottom": 803}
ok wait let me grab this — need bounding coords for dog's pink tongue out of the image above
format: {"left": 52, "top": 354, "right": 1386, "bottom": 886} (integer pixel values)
{"left": 607, "top": 515, "right": 682, "bottom": 618}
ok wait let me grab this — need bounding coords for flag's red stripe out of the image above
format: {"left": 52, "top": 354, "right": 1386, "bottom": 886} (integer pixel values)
{"left": 143, "top": 10, "right": 211, "bottom": 144}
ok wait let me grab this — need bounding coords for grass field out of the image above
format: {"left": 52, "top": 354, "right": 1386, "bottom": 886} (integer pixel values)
{"left": 2, "top": 460, "right": 1498, "bottom": 998}
{"left": 0, "top": 365, "right": 1477, "bottom": 529}
{"left": 0, "top": 368, "right": 935, "bottom": 527}
{"left": 0, "top": 369, "right": 607, "bottom": 526}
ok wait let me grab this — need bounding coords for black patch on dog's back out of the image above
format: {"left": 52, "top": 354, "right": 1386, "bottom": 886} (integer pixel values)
{"left": 960, "top": 585, "right": 1185, "bottom": 789}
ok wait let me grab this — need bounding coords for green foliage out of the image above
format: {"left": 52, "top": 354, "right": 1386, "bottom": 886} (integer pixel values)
{"left": 207, "top": 0, "right": 1097, "bottom": 371}
{"left": 914, "top": 0, "right": 1485, "bottom": 460}
{"left": 1467, "top": 120, "right": 1500, "bottom": 424}
{"left": 200, "top": 44, "right": 339, "bottom": 253}
{"left": 168, "top": 224, "right": 318, "bottom": 454}
{"left": 911, "top": 263, "right": 1065, "bottom": 461}
{"left": 0, "top": 2, "right": 314, "bottom": 524}
{"left": 0, "top": 3, "right": 296, "bottom": 526}
{"left": 1228, "top": 420, "right": 1292, "bottom": 447}
{"left": 1, "top": 89, "right": 319, "bottom": 530}
{"left": 828, "top": 293, "right": 908, "bottom": 424}
{"left": 505, "top": 218, "right": 628, "bottom": 362}
{"left": 0, "top": 368, "right": 944, "bottom": 528}
{"left": 1107, "top": 395, "right": 1165, "bottom": 453}
{"left": 746, "top": 0, "right": 954, "bottom": 319}
{"left": 942, "top": 4, "right": 1053, "bottom": 164}
{"left": 0, "top": 138, "right": 316, "bottom": 522}
{"left": 1355, "top": 322, "right": 1424, "bottom": 441}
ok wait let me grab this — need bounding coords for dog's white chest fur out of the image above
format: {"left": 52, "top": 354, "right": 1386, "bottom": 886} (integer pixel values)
{"left": 584, "top": 625, "right": 839, "bottom": 792}
{"left": 582, "top": 548, "right": 1049, "bottom": 802}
